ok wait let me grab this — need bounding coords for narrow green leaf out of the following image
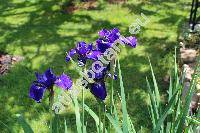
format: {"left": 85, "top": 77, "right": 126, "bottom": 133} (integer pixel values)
{"left": 153, "top": 89, "right": 178, "bottom": 133}
{"left": 83, "top": 104, "right": 107, "bottom": 133}
{"left": 113, "top": 101, "right": 119, "bottom": 127}
{"left": 64, "top": 119, "right": 68, "bottom": 133}
{"left": 186, "top": 116, "right": 200, "bottom": 125}
{"left": 16, "top": 114, "right": 34, "bottom": 133}
{"left": 0, "top": 120, "right": 12, "bottom": 133}
{"left": 127, "top": 115, "right": 136, "bottom": 133}
{"left": 51, "top": 114, "right": 59, "bottom": 133}
{"left": 117, "top": 59, "right": 128, "bottom": 133}
{"left": 168, "top": 76, "right": 172, "bottom": 102}
{"left": 72, "top": 93, "right": 82, "bottom": 133}
{"left": 148, "top": 57, "right": 160, "bottom": 108}
{"left": 146, "top": 77, "right": 159, "bottom": 127}
{"left": 177, "top": 77, "right": 197, "bottom": 132}
{"left": 106, "top": 113, "right": 123, "bottom": 133}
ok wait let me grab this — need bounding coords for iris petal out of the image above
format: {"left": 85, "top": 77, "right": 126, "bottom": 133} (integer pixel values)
{"left": 76, "top": 42, "right": 88, "bottom": 55}
{"left": 29, "top": 82, "right": 47, "bottom": 103}
{"left": 66, "top": 49, "right": 76, "bottom": 62}
{"left": 55, "top": 74, "right": 72, "bottom": 90}
{"left": 86, "top": 50, "right": 101, "bottom": 60}
{"left": 98, "top": 29, "right": 109, "bottom": 37}
{"left": 119, "top": 36, "right": 137, "bottom": 48}
{"left": 90, "top": 82, "right": 107, "bottom": 100}
{"left": 87, "top": 43, "right": 93, "bottom": 51}
{"left": 35, "top": 68, "right": 56, "bottom": 88}
{"left": 96, "top": 38, "right": 112, "bottom": 53}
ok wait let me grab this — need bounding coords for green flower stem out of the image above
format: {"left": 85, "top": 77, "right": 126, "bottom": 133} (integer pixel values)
{"left": 99, "top": 102, "right": 101, "bottom": 133}
{"left": 109, "top": 58, "right": 116, "bottom": 132}
{"left": 82, "top": 67, "right": 85, "bottom": 133}
{"left": 49, "top": 85, "right": 54, "bottom": 111}
{"left": 82, "top": 85, "right": 85, "bottom": 133}
{"left": 103, "top": 104, "right": 106, "bottom": 133}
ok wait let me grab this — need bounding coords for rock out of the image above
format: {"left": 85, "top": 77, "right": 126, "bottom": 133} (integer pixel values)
{"left": 180, "top": 48, "right": 197, "bottom": 63}
{"left": 182, "top": 64, "right": 194, "bottom": 81}
{"left": 189, "top": 93, "right": 199, "bottom": 115}
{"left": 179, "top": 41, "right": 185, "bottom": 49}
{"left": 0, "top": 55, "right": 12, "bottom": 64}
{"left": 12, "top": 56, "right": 24, "bottom": 64}
{"left": 182, "top": 82, "right": 190, "bottom": 100}
{"left": 0, "top": 54, "right": 24, "bottom": 75}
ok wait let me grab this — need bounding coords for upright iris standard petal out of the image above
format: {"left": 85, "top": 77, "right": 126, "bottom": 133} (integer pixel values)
{"left": 76, "top": 42, "right": 88, "bottom": 55}
{"left": 55, "top": 74, "right": 73, "bottom": 90}
{"left": 66, "top": 49, "right": 76, "bottom": 62}
{"left": 90, "top": 82, "right": 107, "bottom": 100}
{"left": 35, "top": 68, "right": 56, "bottom": 88}
{"left": 29, "top": 82, "right": 47, "bottom": 103}
{"left": 87, "top": 43, "right": 93, "bottom": 51}
{"left": 107, "top": 28, "right": 120, "bottom": 43}
{"left": 98, "top": 29, "right": 109, "bottom": 37}
{"left": 66, "top": 42, "right": 96, "bottom": 66}
{"left": 96, "top": 28, "right": 120, "bottom": 53}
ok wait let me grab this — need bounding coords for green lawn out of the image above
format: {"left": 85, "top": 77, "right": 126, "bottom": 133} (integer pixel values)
{"left": 0, "top": 0, "right": 191, "bottom": 132}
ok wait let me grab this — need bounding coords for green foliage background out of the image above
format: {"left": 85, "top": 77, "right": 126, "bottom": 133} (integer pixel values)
{"left": 0, "top": 0, "right": 191, "bottom": 132}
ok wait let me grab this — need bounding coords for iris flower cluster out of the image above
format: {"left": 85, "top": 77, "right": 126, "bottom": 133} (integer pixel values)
{"left": 29, "top": 28, "right": 137, "bottom": 103}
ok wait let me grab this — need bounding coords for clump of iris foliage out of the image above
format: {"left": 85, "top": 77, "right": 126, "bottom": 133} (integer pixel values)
{"left": 18, "top": 28, "right": 200, "bottom": 133}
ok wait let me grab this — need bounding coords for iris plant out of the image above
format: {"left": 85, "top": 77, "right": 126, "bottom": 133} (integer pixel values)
{"left": 29, "top": 68, "right": 72, "bottom": 103}
{"left": 29, "top": 28, "right": 137, "bottom": 102}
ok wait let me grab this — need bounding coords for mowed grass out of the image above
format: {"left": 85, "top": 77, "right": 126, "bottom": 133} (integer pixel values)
{"left": 0, "top": 0, "right": 191, "bottom": 132}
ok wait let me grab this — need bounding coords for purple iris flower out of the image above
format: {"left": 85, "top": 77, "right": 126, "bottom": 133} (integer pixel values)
{"left": 87, "top": 64, "right": 116, "bottom": 100}
{"left": 66, "top": 42, "right": 101, "bottom": 66}
{"left": 29, "top": 68, "right": 72, "bottom": 103}
{"left": 96, "top": 28, "right": 120, "bottom": 53}
{"left": 96, "top": 28, "right": 137, "bottom": 53}
{"left": 35, "top": 68, "right": 57, "bottom": 88}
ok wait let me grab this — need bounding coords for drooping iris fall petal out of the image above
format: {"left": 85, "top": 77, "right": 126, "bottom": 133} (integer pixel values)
{"left": 55, "top": 73, "right": 73, "bottom": 90}
{"left": 29, "top": 82, "right": 47, "bottom": 103}
{"left": 120, "top": 36, "right": 137, "bottom": 48}
{"left": 90, "top": 82, "right": 107, "bottom": 100}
